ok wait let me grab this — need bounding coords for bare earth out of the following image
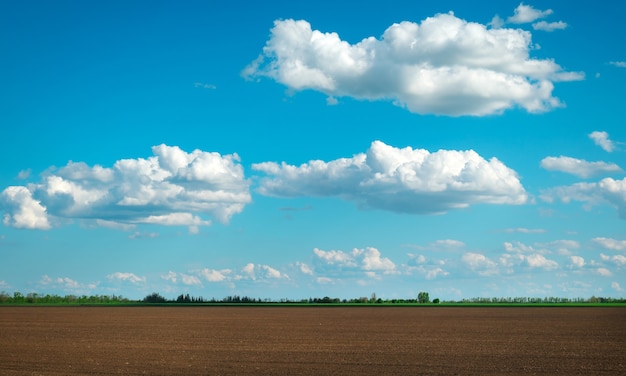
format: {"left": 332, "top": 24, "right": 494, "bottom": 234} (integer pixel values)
{"left": 1, "top": 306, "right": 624, "bottom": 375}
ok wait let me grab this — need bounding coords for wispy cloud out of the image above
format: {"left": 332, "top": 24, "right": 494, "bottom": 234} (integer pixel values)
{"left": 541, "top": 178, "right": 626, "bottom": 219}
{"left": 540, "top": 156, "right": 622, "bottom": 178}
{"left": 194, "top": 82, "right": 216, "bottom": 89}
{"left": 609, "top": 61, "right": 626, "bottom": 68}
{"left": 253, "top": 140, "right": 527, "bottom": 215}
{"left": 244, "top": 13, "right": 581, "bottom": 116}
{"left": 592, "top": 237, "right": 626, "bottom": 251}
{"left": 532, "top": 21, "right": 567, "bottom": 32}
{"left": 504, "top": 228, "right": 547, "bottom": 234}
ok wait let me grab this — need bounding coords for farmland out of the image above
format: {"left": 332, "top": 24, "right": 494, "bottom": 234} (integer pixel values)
{"left": 1, "top": 306, "right": 625, "bottom": 375}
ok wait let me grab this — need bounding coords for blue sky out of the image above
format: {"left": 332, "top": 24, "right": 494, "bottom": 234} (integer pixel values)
{"left": 1, "top": 1, "right": 625, "bottom": 301}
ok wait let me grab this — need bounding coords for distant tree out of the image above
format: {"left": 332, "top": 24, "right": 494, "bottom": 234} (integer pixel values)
{"left": 418, "top": 291, "right": 430, "bottom": 304}
{"left": 432, "top": 298, "right": 440, "bottom": 304}
{"left": 143, "top": 292, "right": 167, "bottom": 303}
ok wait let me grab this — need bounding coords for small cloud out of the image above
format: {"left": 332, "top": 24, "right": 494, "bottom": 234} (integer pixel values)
{"left": 507, "top": 3, "right": 553, "bottom": 24}
{"left": 589, "top": 131, "right": 616, "bottom": 152}
{"left": 200, "top": 268, "right": 231, "bottom": 282}
{"left": 569, "top": 255, "right": 585, "bottom": 268}
{"left": 612, "top": 282, "right": 623, "bottom": 292}
{"left": 128, "top": 231, "right": 159, "bottom": 239}
{"left": 17, "top": 169, "right": 31, "bottom": 180}
{"left": 488, "top": 15, "right": 504, "bottom": 29}
{"left": 194, "top": 82, "right": 217, "bottom": 89}
{"left": 106, "top": 272, "right": 145, "bottom": 284}
{"left": 296, "top": 261, "right": 314, "bottom": 275}
{"left": 316, "top": 277, "right": 333, "bottom": 284}
{"left": 462, "top": 252, "right": 499, "bottom": 276}
{"left": 532, "top": 21, "right": 567, "bottom": 32}
{"left": 181, "top": 274, "right": 202, "bottom": 286}
{"left": 326, "top": 96, "right": 338, "bottom": 106}
{"left": 609, "top": 61, "right": 626, "bottom": 68}
{"left": 596, "top": 267, "right": 612, "bottom": 277}
{"left": 161, "top": 271, "right": 177, "bottom": 283}
{"left": 504, "top": 228, "right": 546, "bottom": 234}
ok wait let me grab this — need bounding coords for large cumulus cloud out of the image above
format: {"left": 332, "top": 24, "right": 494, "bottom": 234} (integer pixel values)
{"left": 243, "top": 12, "right": 582, "bottom": 116}
{"left": 253, "top": 140, "right": 527, "bottom": 214}
{"left": 1, "top": 145, "right": 251, "bottom": 231}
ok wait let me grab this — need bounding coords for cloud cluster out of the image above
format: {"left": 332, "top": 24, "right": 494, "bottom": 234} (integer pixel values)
{"left": 243, "top": 9, "right": 581, "bottom": 116}
{"left": 540, "top": 156, "right": 622, "bottom": 178}
{"left": 491, "top": 3, "right": 567, "bottom": 32}
{"left": 0, "top": 145, "right": 251, "bottom": 231}
{"left": 254, "top": 140, "right": 527, "bottom": 214}
{"left": 157, "top": 264, "right": 288, "bottom": 291}
{"left": 541, "top": 177, "right": 626, "bottom": 218}
{"left": 312, "top": 247, "right": 397, "bottom": 282}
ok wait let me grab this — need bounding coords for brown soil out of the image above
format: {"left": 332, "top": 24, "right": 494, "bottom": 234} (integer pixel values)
{"left": 0, "top": 306, "right": 624, "bottom": 375}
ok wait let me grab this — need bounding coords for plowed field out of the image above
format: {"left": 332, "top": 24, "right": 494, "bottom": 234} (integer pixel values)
{"left": 1, "top": 306, "right": 624, "bottom": 375}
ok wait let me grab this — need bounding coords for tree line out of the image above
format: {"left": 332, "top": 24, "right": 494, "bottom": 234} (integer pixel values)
{"left": 2, "top": 290, "right": 625, "bottom": 305}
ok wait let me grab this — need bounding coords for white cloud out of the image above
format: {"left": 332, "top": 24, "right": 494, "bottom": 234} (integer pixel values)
{"left": 541, "top": 177, "right": 626, "bottom": 218}
{"left": 41, "top": 275, "right": 80, "bottom": 289}
{"left": 181, "top": 274, "right": 202, "bottom": 286}
{"left": 238, "top": 263, "right": 286, "bottom": 280}
{"left": 596, "top": 268, "right": 612, "bottom": 277}
{"left": 611, "top": 255, "right": 626, "bottom": 266}
{"left": 612, "top": 282, "right": 623, "bottom": 292}
{"left": 507, "top": 3, "right": 553, "bottom": 24}
{"left": 128, "top": 231, "right": 159, "bottom": 240}
{"left": 1, "top": 186, "right": 51, "bottom": 230}
{"left": 17, "top": 169, "right": 31, "bottom": 180}
{"left": 316, "top": 277, "right": 334, "bottom": 284}
{"left": 540, "top": 156, "right": 622, "bottom": 178}
{"left": 161, "top": 271, "right": 177, "bottom": 283}
{"left": 313, "top": 248, "right": 358, "bottom": 267}
{"left": 609, "top": 61, "right": 626, "bottom": 68}
{"left": 39, "top": 275, "right": 97, "bottom": 294}
{"left": 592, "top": 237, "right": 626, "bottom": 251}
{"left": 525, "top": 254, "right": 558, "bottom": 270}
{"left": 462, "top": 252, "right": 499, "bottom": 276}
{"left": 254, "top": 141, "right": 527, "bottom": 215}
{"left": 408, "top": 265, "right": 449, "bottom": 280}
{"left": 504, "top": 227, "right": 546, "bottom": 234}
{"left": 504, "top": 241, "right": 536, "bottom": 253}
{"left": 194, "top": 82, "right": 216, "bottom": 89}
{"left": 296, "top": 261, "right": 314, "bottom": 275}
{"left": 488, "top": 15, "right": 505, "bottom": 29}
{"left": 355, "top": 247, "right": 396, "bottom": 273}
{"left": 106, "top": 272, "right": 145, "bottom": 284}
{"left": 244, "top": 14, "right": 582, "bottom": 116}
{"left": 589, "top": 131, "right": 616, "bottom": 152}
{"left": 326, "top": 96, "right": 338, "bottom": 105}
{"left": 541, "top": 240, "right": 580, "bottom": 255}
{"left": 313, "top": 247, "right": 397, "bottom": 278}
{"left": 569, "top": 255, "right": 585, "bottom": 268}
{"left": 200, "top": 268, "right": 231, "bottom": 282}
{"left": 532, "top": 21, "right": 567, "bottom": 32}
{"left": 0, "top": 145, "right": 251, "bottom": 231}
{"left": 432, "top": 239, "right": 466, "bottom": 248}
